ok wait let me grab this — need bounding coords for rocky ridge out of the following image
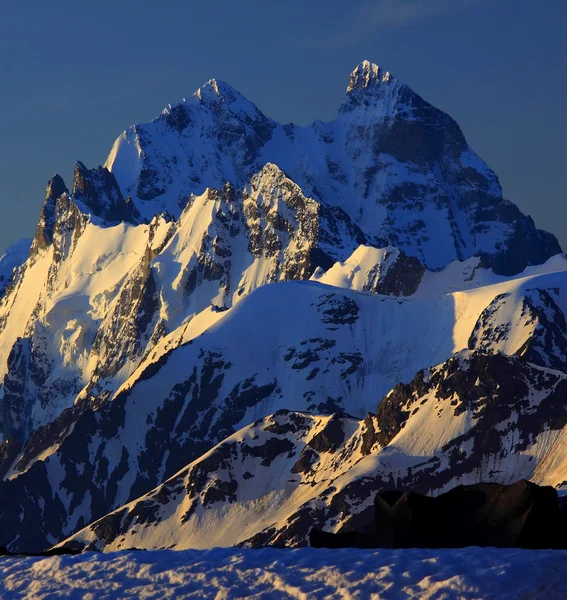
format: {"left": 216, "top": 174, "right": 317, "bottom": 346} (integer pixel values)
{"left": 60, "top": 350, "right": 567, "bottom": 551}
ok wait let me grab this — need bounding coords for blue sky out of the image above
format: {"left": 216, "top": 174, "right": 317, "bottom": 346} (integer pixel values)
{"left": 0, "top": 0, "right": 565, "bottom": 252}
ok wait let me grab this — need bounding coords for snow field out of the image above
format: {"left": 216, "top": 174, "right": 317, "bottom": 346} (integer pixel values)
{"left": 0, "top": 547, "right": 566, "bottom": 599}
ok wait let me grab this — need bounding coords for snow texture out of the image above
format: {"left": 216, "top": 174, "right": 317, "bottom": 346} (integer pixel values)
{"left": 0, "top": 547, "right": 566, "bottom": 599}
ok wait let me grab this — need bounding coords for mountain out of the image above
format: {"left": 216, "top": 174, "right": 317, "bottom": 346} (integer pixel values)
{"left": 0, "top": 163, "right": 367, "bottom": 445}
{"left": 0, "top": 61, "right": 564, "bottom": 553}
{"left": 60, "top": 349, "right": 567, "bottom": 552}
{"left": 105, "top": 60, "right": 559, "bottom": 275}
{"left": 1, "top": 260, "right": 567, "bottom": 552}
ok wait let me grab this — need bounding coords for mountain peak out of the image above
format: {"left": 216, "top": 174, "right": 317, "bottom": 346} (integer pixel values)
{"left": 45, "top": 174, "right": 68, "bottom": 202}
{"left": 192, "top": 78, "right": 242, "bottom": 104}
{"left": 346, "top": 61, "right": 393, "bottom": 94}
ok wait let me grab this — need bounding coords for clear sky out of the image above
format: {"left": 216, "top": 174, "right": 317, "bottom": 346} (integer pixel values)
{"left": 0, "top": 0, "right": 565, "bottom": 253}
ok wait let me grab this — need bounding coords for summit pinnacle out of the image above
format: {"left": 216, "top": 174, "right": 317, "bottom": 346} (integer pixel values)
{"left": 346, "top": 60, "right": 392, "bottom": 93}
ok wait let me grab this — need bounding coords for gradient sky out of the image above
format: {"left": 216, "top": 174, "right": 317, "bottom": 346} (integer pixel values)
{"left": 0, "top": 0, "right": 565, "bottom": 253}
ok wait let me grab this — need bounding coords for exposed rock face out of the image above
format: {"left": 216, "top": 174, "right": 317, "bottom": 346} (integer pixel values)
{"left": 243, "top": 165, "right": 366, "bottom": 282}
{"left": 30, "top": 175, "right": 69, "bottom": 257}
{"left": 377, "top": 352, "right": 567, "bottom": 454}
{"left": 71, "top": 162, "right": 140, "bottom": 225}
{"left": 1, "top": 338, "right": 30, "bottom": 442}
{"left": 468, "top": 287, "right": 567, "bottom": 371}
{"left": 371, "top": 251, "right": 425, "bottom": 296}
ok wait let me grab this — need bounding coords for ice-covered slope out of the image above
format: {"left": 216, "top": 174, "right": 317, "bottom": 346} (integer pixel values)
{"left": 60, "top": 350, "right": 567, "bottom": 552}
{"left": 105, "top": 60, "right": 560, "bottom": 275}
{"left": 0, "top": 238, "right": 31, "bottom": 298}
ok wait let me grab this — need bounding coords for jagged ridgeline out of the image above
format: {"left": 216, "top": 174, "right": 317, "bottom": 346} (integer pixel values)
{"left": 0, "top": 61, "right": 565, "bottom": 553}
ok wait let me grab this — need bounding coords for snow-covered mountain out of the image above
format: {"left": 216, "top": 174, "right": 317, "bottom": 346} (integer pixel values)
{"left": 0, "top": 163, "right": 366, "bottom": 447}
{"left": 60, "top": 349, "right": 567, "bottom": 552}
{"left": 104, "top": 60, "right": 559, "bottom": 274}
{"left": 0, "top": 60, "right": 564, "bottom": 553}
{"left": 1, "top": 261, "right": 567, "bottom": 552}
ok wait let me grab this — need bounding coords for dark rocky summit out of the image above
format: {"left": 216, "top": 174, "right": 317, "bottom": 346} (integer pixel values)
{"left": 72, "top": 162, "right": 141, "bottom": 225}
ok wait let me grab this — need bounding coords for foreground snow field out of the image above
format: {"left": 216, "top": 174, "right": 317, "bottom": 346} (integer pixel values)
{"left": 0, "top": 548, "right": 566, "bottom": 599}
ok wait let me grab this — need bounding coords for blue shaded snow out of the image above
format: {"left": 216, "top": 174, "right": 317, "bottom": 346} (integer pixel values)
{"left": 0, "top": 546, "right": 566, "bottom": 599}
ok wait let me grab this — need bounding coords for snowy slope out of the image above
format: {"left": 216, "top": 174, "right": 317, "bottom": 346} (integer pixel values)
{"left": 0, "top": 238, "right": 31, "bottom": 298}
{"left": 2, "top": 547, "right": 567, "bottom": 600}
{"left": 0, "top": 164, "right": 364, "bottom": 446}
{"left": 2, "top": 261, "right": 567, "bottom": 552}
{"left": 311, "top": 245, "right": 426, "bottom": 296}
{"left": 61, "top": 351, "right": 567, "bottom": 552}
{"left": 313, "top": 246, "right": 567, "bottom": 299}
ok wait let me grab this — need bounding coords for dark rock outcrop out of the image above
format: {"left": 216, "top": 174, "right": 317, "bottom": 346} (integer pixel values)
{"left": 310, "top": 480, "right": 567, "bottom": 550}
{"left": 364, "top": 249, "right": 426, "bottom": 297}
{"left": 30, "top": 175, "right": 69, "bottom": 256}
{"left": 72, "top": 161, "right": 140, "bottom": 224}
